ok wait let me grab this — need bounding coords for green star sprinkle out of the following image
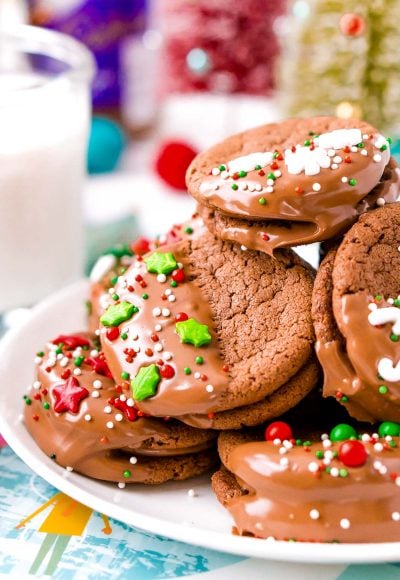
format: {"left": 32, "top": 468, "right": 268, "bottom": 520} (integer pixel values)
{"left": 175, "top": 318, "right": 212, "bottom": 347}
{"left": 144, "top": 252, "right": 177, "bottom": 275}
{"left": 131, "top": 364, "right": 161, "bottom": 401}
{"left": 100, "top": 301, "right": 137, "bottom": 327}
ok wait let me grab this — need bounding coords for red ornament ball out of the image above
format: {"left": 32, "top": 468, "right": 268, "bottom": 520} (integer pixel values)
{"left": 339, "top": 13, "right": 366, "bottom": 37}
{"left": 338, "top": 440, "right": 368, "bottom": 467}
{"left": 172, "top": 268, "right": 185, "bottom": 283}
{"left": 265, "top": 421, "right": 293, "bottom": 442}
{"left": 154, "top": 140, "right": 198, "bottom": 191}
{"left": 160, "top": 364, "right": 175, "bottom": 379}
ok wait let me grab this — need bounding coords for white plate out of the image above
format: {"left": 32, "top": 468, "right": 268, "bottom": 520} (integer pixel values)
{"left": 1, "top": 280, "right": 400, "bottom": 564}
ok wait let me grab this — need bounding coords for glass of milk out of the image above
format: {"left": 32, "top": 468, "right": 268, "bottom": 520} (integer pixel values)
{"left": 0, "top": 25, "right": 95, "bottom": 311}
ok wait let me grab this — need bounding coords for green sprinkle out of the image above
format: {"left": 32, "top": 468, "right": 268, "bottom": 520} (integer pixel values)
{"left": 341, "top": 395, "right": 349, "bottom": 403}
{"left": 390, "top": 440, "right": 397, "bottom": 448}
{"left": 142, "top": 293, "right": 149, "bottom": 300}
{"left": 308, "top": 131, "right": 315, "bottom": 136}
{"left": 123, "top": 470, "right": 131, "bottom": 478}
{"left": 121, "top": 371, "right": 130, "bottom": 380}
{"left": 82, "top": 345, "right": 89, "bottom": 351}
{"left": 339, "top": 468, "right": 348, "bottom": 478}
{"left": 25, "top": 397, "right": 32, "bottom": 406}
{"left": 185, "top": 227, "right": 194, "bottom": 234}
{"left": 43, "top": 402, "right": 50, "bottom": 410}
{"left": 303, "top": 441, "right": 311, "bottom": 447}
{"left": 304, "top": 139, "right": 311, "bottom": 146}
{"left": 258, "top": 197, "right": 266, "bottom": 205}
{"left": 375, "top": 294, "right": 382, "bottom": 302}
{"left": 112, "top": 293, "right": 119, "bottom": 301}
{"left": 295, "top": 439, "right": 302, "bottom": 446}
{"left": 50, "top": 454, "right": 56, "bottom": 460}
{"left": 379, "top": 385, "right": 388, "bottom": 395}
{"left": 36, "top": 351, "right": 45, "bottom": 357}
{"left": 391, "top": 334, "right": 399, "bottom": 342}
{"left": 195, "top": 356, "right": 204, "bottom": 365}
{"left": 104, "top": 244, "right": 133, "bottom": 259}
{"left": 267, "top": 172, "right": 276, "bottom": 180}
{"left": 101, "top": 301, "right": 137, "bottom": 327}
{"left": 349, "top": 178, "right": 357, "bottom": 186}
{"left": 219, "top": 165, "right": 226, "bottom": 171}
{"left": 255, "top": 164, "right": 262, "bottom": 169}
{"left": 333, "top": 451, "right": 338, "bottom": 458}
{"left": 131, "top": 364, "right": 161, "bottom": 401}
{"left": 85, "top": 300, "right": 92, "bottom": 316}
{"left": 315, "top": 450, "right": 324, "bottom": 459}
{"left": 120, "top": 333, "right": 128, "bottom": 340}
{"left": 55, "top": 347, "right": 63, "bottom": 355}
{"left": 394, "top": 298, "right": 400, "bottom": 307}
{"left": 387, "top": 137, "right": 393, "bottom": 144}
{"left": 176, "top": 319, "right": 212, "bottom": 348}
{"left": 380, "top": 144, "right": 388, "bottom": 151}
{"left": 74, "top": 356, "right": 85, "bottom": 367}
{"left": 231, "top": 183, "right": 239, "bottom": 191}
{"left": 110, "top": 276, "right": 118, "bottom": 286}
{"left": 184, "top": 367, "right": 191, "bottom": 375}
{"left": 325, "top": 466, "right": 332, "bottom": 473}
{"left": 238, "top": 170, "right": 247, "bottom": 178}
{"left": 170, "top": 280, "right": 178, "bottom": 288}
{"left": 357, "top": 142, "right": 365, "bottom": 148}
{"left": 145, "top": 252, "right": 177, "bottom": 275}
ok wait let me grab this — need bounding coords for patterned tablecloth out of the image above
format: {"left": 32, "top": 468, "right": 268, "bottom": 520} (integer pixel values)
{"left": 0, "top": 438, "right": 399, "bottom": 579}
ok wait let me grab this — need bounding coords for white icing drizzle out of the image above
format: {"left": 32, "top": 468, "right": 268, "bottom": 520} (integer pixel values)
{"left": 90, "top": 254, "right": 117, "bottom": 283}
{"left": 226, "top": 151, "right": 273, "bottom": 174}
{"left": 368, "top": 306, "right": 400, "bottom": 335}
{"left": 377, "top": 357, "right": 400, "bottom": 382}
{"left": 316, "top": 128, "right": 363, "bottom": 150}
{"left": 284, "top": 146, "right": 331, "bottom": 176}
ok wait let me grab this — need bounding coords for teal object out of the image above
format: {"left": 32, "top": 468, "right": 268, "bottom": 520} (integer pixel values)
{"left": 391, "top": 137, "right": 400, "bottom": 165}
{"left": 87, "top": 116, "right": 126, "bottom": 174}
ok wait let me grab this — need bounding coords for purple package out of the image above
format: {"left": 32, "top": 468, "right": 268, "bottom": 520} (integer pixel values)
{"left": 30, "top": 0, "right": 148, "bottom": 109}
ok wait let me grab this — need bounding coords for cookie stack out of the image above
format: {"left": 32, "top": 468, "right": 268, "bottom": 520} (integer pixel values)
{"left": 24, "top": 116, "right": 400, "bottom": 543}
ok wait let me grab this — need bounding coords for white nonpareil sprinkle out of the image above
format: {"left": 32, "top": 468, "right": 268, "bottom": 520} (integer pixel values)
{"left": 255, "top": 522, "right": 263, "bottom": 531}
{"left": 351, "top": 146, "right": 358, "bottom": 153}
{"left": 308, "top": 462, "right": 319, "bottom": 473}
{"left": 333, "top": 156, "right": 342, "bottom": 164}
{"left": 328, "top": 149, "right": 336, "bottom": 157}
{"left": 331, "top": 163, "right": 338, "bottom": 169}
{"left": 157, "top": 274, "right": 167, "bottom": 283}
{"left": 163, "top": 352, "right": 173, "bottom": 361}
{"left": 340, "top": 518, "right": 351, "bottom": 529}
{"left": 322, "top": 439, "right": 332, "bottom": 449}
{"left": 130, "top": 456, "right": 138, "bottom": 464}
{"left": 211, "top": 167, "right": 220, "bottom": 175}
{"left": 106, "top": 421, "right": 114, "bottom": 429}
{"left": 392, "top": 512, "right": 400, "bottom": 521}
{"left": 205, "top": 384, "right": 214, "bottom": 393}
{"left": 321, "top": 433, "right": 329, "bottom": 440}
{"left": 84, "top": 414, "right": 92, "bottom": 422}
{"left": 312, "top": 183, "right": 321, "bottom": 192}
{"left": 265, "top": 536, "right": 276, "bottom": 543}
{"left": 92, "top": 391, "right": 100, "bottom": 398}
{"left": 330, "top": 467, "right": 339, "bottom": 477}
{"left": 280, "top": 457, "right": 289, "bottom": 467}
{"left": 168, "top": 295, "right": 176, "bottom": 302}
{"left": 120, "top": 394, "right": 127, "bottom": 402}
{"left": 265, "top": 186, "right": 274, "bottom": 193}
{"left": 376, "top": 197, "right": 386, "bottom": 206}
{"left": 309, "top": 509, "right": 320, "bottom": 520}
{"left": 395, "top": 477, "right": 400, "bottom": 487}
{"left": 341, "top": 176, "right": 348, "bottom": 183}
{"left": 283, "top": 440, "right": 293, "bottom": 449}
{"left": 95, "top": 329, "right": 101, "bottom": 336}
{"left": 361, "top": 149, "right": 368, "bottom": 156}
{"left": 374, "top": 442, "right": 384, "bottom": 452}
{"left": 165, "top": 289, "right": 172, "bottom": 296}
{"left": 93, "top": 380, "right": 103, "bottom": 389}
{"left": 33, "top": 381, "right": 41, "bottom": 390}
{"left": 73, "top": 368, "right": 82, "bottom": 376}
{"left": 66, "top": 466, "right": 74, "bottom": 472}
{"left": 273, "top": 438, "right": 281, "bottom": 446}
{"left": 187, "top": 489, "right": 197, "bottom": 497}
{"left": 373, "top": 153, "right": 382, "bottom": 162}
{"left": 194, "top": 372, "right": 201, "bottom": 379}
{"left": 279, "top": 447, "right": 288, "bottom": 455}
{"left": 118, "top": 482, "right": 126, "bottom": 489}
{"left": 155, "top": 324, "right": 162, "bottom": 332}
{"left": 104, "top": 405, "right": 112, "bottom": 414}
{"left": 266, "top": 179, "right": 275, "bottom": 186}
{"left": 126, "top": 398, "right": 134, "bottom": 407}
{"left": 115, "top": 413, "right": 123, "bottom": 422}
{"left": 240, "top": 245, "right": 248, "bottom": 251}
{"left": 368, "top": 303, "right": 378, "bottom": 311}
{"left": 90, "top": 349, "right": 99, "bottom": 357}
{"left": 154, "top": 343, "right": 163, "bottom": 352}
{"left": 162, "top": 308, "right": 171, "bottom": 317}
{"left": 153, "top": 307, "right": 162, "bottom": 317}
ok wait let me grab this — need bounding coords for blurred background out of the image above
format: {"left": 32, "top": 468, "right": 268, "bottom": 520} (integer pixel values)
{"left": 1, "top": 0, "right": 400, "bottom": 318}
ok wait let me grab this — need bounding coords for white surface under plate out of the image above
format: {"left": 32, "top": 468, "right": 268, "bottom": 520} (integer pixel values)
{"left": 0, "top": 280, "right": 399, "bottom": 564}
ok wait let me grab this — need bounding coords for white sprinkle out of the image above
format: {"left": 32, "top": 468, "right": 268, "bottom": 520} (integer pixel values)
{"left": 274, "top": 170, "right": 282, "bottom": 177}
{"left": 73, "top": 368, "right": 82, "bottom": 376}
{"left": 93, "top": 380, "right": 103, "bottom": 389}
{"left": 255, "top": 183, "right": 262, "bottom": 191}
{"left": 221, "top": 170, "right": 229, "bottom": 179}
{"left": 106, "top": 421, "right": 114, "bottom": 429}
{"left": 108, "top": 287, "right": 115, "bottom": 295}
{"left": 162, "top": 308, "right": 171, "bottom": 317}
{"left": 388, "top": 298, "right": 395, "bottom": 305}
{"left": 374, "top": 442, "right": 384, "bottom": 452}
{"left": 248, "top": 184, "right": 255, "bottom": 192}
{"left": 331, "top": 163, "right": 338, "bottom": 169}
{"left": 328, "top": 149, "right": 336, "bottom": 157}
{"left": 280, "top": 457, "right": 289, "bottom": 467}
{"left": 133, "top": 345, "right": 140, "bottom": 353}
{"left": 265, "top": 536, "right": 276, "bottom": 543}
{"left": 95, "top": 329, "right": 101, "bottom": 336}
{"left": 33, "top": 381, "right": 41, "bottom": 390}
{"left": 130, "top": 456, "right": 138, "bottom": 464}
{"left": 132, "top": 332, "right": 139, "bottom": 340}
{"left": 255, "top": 522, "right": 263, "bottom": 531}
{"left": 309, "top": 509, "right": 320, "bottom": 520}
{"left": 57, "top": 353, "right": 63, "bottom": 360}
{"left": 126, "top": 398, "right": 134, "bottom": 407}
{"left": 308, "top": 462, "right": 319, "bottom": 473}
{"left": 165, "top": 289, "right": 172, "bottom": 296}
{"left": 323, "top": 458, "right": 331, "bottom": 466}
{"left": 361, "top": 149, "right": 368, "bottom": 156}
{"left": 104, "top": 405, "right": 112, "bottom": 414}
{"left": 379, "top": 465, "right": 388, "bottom": 475}
{"left": 92, "top": 391, "right": 100, "bottom": 398}
{"left": 376, "top": 197, "right": 386, "bottom": 207}
{"left": 59, "top": 358, "right": 68, "bottom": 368}
{"left": 395, "top": 477, "right": 400, "bottom": 487}
{"left": 392, "top": 512, "right": 400, "bottom": 521}
{"left": 361, "top": 433, "right": 371, "bottom": 442}
{"left": 321, "top": 433, "right": 329, "bottom": 440}
{"left": 118, "top": 482, "right": 126, "bottom": 489}
{"left": 90, "top": 349, "right": 99, "bottom": 357}
{"left": 341, "top": 176, "right": 348, "bottom": 183}
{"left": 157, "top": 274, "right": 167, "bottom": 283}
{"left": 240, "top": 245, "right": 248, "bottom": 251}
{"left": 279, "top": 447, "right": 287, "bottom": 455}
{"left": 211, "top": 167, "right": 220, "bottom": 175}
{"left": 187, "top": 488, "right": 197, "bottom": 497}
{"left": 265, "top": 186, "right": 274, "bottom": 193}
{"left": 163, "top": 352, "right": 173, "bottom": 361}
{"left": 373, "top": 153, "right": 382, "bottom": 163}
{"left": 324, "top": 450, "right": 334, "bottom": 460}
{"left": 206, "top": 384, "right": 214, "bottom": 393}
{"left": 47, "top": 359, "right": 57, "bottom": 368}
{"left": 267, "top": 179, "right": 275, "bottom": 186}
{"left": 330, "top": 467, "right": 339, "bottom": 477}
{"left": 340, "top": 518, "right": 351, "bottom": 529}
{"left": 66, "top": 466, "right": 73, "bottom": 472}
{"left": 373, "top": 460, "right": 383, "bottom": 471}
{"left": 153, "top": 307, "right": 162, "bottom": 317}
{"left": 323, "top": 439, "right": 332, "bottom": 448}
{"left": 154, "top": 343, "right": 163, "bottom": 352}
{"left": 194, "top": 372, "right": 201, "bottom": 379}
{"left": 241, "top": 183, "right": 248, "bottom": 191}
{"left": 283, "top": 440, "right": 293, "bottom": 449}
{"left": 363, "top": 133, "right": 369, "bottom": 139}
{"left": 84, "top": 414, "right": 92, "bottom": 422}
{"left": 351, "top": 146, "right": 358, "bottom": 153}
{"left": 168, "top": 295, "right": 176, "bottom": 302}
{"left": 333, "top": 156, "right": 342, "bottom": 164}
{"left": 368, "top": 303, "right": 378, "bottom": 311}
{"left": 273, "top": 438, "right": 281, "bottom": 446}
{"left": 312, "top": 183, "right": 321, "bottom": 192}
{"left": 155, "top": 324, "right": 162, "bottom": 332}
{"left": 115, "top": 413, "right": 123, "bottom": 422}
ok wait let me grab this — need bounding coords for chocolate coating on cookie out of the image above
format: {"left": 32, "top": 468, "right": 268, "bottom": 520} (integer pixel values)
{"left": 187, "top": 117, "right": 399, "bottom": 252}
{"left": 24, "top": 333, "right": 216, "bottom": 484}
{"left": 100, "top": 231, "right": 315, "bottom": 417}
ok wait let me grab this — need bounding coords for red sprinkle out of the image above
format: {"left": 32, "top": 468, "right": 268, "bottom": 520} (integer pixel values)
{"left": 261, "top": 233, "right": 270, "bottom": 241}
{"left": 160, "top": 364, "right": 175, "bottom": 379}
{"left": 135, "top": 274, "right": 143, "bottom": 282}
{"left": 175, "top": 312, "right": 188, "bottom": 322}
{"left": 222, "top": 364, "right": 230, "bottom": 372}
{"left": 61, "top": 369, "right": 71, "bottom": 380}
{"left": 145, "top": 348, "right": 153, "bottom": 357}
{"left": 34, "top": 393, "right": 41, "bottom": 401}
{"left": 106, "top": 327, "right": 120, "bottom": 341}
{"left": 151, "top": 333, "right": 159, "bottom": 342}
{"left": 258, "top": 169, "right": 265, "bottom": 176}
{"left": 344, "top": 155, "right": 352, "bottom": 163}
{"left": 127, "top": 285, "right": 135, "bottom": 292}
{"left": 172, "top": 268, "right": 185, "bottom": 283}
{"left": 32, "top": 415, "right": 39, "bottom": 421}
{"left": 295, "top": 186, "right": 304, "bottom": 195}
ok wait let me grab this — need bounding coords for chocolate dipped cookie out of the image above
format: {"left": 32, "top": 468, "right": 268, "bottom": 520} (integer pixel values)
{"left": 100, "top": 230, "right": 315, "bottom": 420}
{"left": 187, "top": 117, "right": 399, "bottom": 254}
{"left": 24, "top": 333, "right": 217, "bottom": 484}
{"left": 213, "top": 419, "right": 400, "bottom": 543}
{"left": 313, "top": 204, "right": 400, "bottom": 423}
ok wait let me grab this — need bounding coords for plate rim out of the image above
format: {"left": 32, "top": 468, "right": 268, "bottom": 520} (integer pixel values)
{"left": 1, "top": 280, "right": 400, "bottom": 565}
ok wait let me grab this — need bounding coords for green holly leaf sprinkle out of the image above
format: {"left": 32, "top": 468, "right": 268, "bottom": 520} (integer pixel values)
{"left": 131, "top": 364, "right": 161, "bottom": 401}
{"left": 103, "top": 244, "right": 133, "bottom": 259}
{"left": 144, "top": 252, "right": 177, "bottom": 275}
{"left": 100, "top": 301, "right": 138, "bottom": 327}
{"left": 175, "top": 318, "right": 212, "bottom": 347}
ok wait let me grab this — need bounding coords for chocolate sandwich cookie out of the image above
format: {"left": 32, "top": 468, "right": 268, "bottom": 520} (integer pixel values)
{"left": 187, "top": 117, "right": 399, "bottom": 254}
{"left": 24, "top": 333, "right": 217, "bottom": 484}
{"left": 100, "top": 231, "right": 315, "bottom": 419}
{"left": 88, "top": 215, "right": 205, "bottom": 332}
{"left": 213, "top": 419, "right": 400, "bottom": 543}
{"left": 313, "top": 204, "right": 400, "bottom": 423}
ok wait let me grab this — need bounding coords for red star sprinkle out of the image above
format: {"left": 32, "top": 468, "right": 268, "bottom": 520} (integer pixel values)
{"left": 52, "top": 377, "right": 89, "bottom": 414}
{"left": 86, "top": 355, "right": 113, "bottom": 378}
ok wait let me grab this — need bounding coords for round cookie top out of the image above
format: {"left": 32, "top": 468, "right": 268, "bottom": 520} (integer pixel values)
{"left": 187, "top": 116, "right": 393, "bottom": 240}
{"left": 24, "top": 332, "right": 215, "bottom": 483}
{"left": 215, "top": 420, "right": 400, "bottom": 543}
{"left": 100, "top": 231, "right": 315, "bottom": 417}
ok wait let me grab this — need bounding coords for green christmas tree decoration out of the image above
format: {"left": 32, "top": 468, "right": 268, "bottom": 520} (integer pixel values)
{"left": 175, "top": 318, "right": 212, "bottom": 347}
{"left": 100, "top": 301, "right": 138, "bottom": 327}
{"left": 131, "top": 364, "right": 161, "bottom": 401}
{"left": 144, "top": 252, "right": 177, "bottom": 275}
